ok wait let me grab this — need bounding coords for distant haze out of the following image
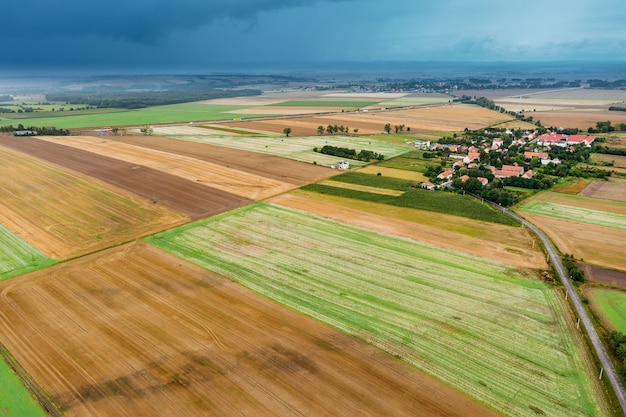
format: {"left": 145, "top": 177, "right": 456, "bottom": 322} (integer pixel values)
{"left": 1, "top": 0, "right": 625, "bottom": 75}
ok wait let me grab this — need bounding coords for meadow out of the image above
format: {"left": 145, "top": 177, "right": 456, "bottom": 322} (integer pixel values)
{"left": 587, "top": 289, "right": 626, "bottom": 333}
{"left": 0, "top": 225, "right": 54, "bottom": 280}
{"left": 148, "top": 202, "right": 609, "bottom": 417}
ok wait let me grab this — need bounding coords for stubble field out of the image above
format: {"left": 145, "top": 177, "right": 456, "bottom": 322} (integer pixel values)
{"left": 224, "top": 104, "right": 512, "bottom": 135}
{"left": 148, "top": 202, "right": 608, "bottom": 417}
{"left": 0, "top": 144, "right": 186, "bottom": 259}
{"left": 0, "top": 242, "right": 498, "bottom": 417}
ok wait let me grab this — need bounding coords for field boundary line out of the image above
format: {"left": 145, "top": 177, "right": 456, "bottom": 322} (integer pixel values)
{"left": 0, "top": 342, "right": 63, "bottom": 417}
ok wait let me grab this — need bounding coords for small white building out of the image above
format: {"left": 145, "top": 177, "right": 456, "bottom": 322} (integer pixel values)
{"left": 338, "top": 160, "right": 350, "bottom": 170}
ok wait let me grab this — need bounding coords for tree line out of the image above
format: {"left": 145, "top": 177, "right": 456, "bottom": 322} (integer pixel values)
{"left": 0, "top": 124, "right": 70, "bottom": 136}
{"left": 315, "top": 145, "right": 384, "bottom": 161}
{"left": 45, "top": 88, "right": 261, "bottom": 110}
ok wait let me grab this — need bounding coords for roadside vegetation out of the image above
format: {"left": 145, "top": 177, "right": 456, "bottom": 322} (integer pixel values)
{"left": 0, "top": 225, "right": 54, "bottom": 280}
{"left": 0, "top": 354, "right": 47, "bottom": 417}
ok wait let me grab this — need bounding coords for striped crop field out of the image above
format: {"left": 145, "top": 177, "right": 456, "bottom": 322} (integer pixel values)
{"left": 151, "top": 132, "right": 410, "bottom": 167}
{"left": 148, "top": 203, "right": 609, "bottom": 417}
{"left": 518, "top": 200, "right": 626, "bottom": 230}
{"left": 0, "top": 225, "right": 54, "bottom": 280}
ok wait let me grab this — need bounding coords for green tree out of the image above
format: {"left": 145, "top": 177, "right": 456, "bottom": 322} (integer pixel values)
{"left": 140, "top": 125, "right": 153, "bottom": 135}
{"left": 283, "top": 127, "right": 292, "bottom": 137}
{"left": 384, "top": 123, "right": 391, "bottom": 134}
{"left": 317, "top": 125, "right": 325, "bottom": 135}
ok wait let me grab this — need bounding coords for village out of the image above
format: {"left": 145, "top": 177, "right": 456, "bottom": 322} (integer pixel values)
{"left": 416, "top": 129, "right": 597, "bottom": 197}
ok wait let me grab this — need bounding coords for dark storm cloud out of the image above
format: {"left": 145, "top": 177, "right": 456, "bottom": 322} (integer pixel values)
{"left": 1, "top": 0, "right": 346, "bottom": 44}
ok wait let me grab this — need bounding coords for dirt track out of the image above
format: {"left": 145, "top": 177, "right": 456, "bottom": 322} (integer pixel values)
{"left": 0, "top": 136, "right": 253, "bottom": 219}
{"left": 0, "top": 242, "right": 500, "bottom": 417}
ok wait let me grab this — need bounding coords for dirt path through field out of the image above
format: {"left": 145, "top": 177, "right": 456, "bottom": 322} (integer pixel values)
{"left": 269, "top": 192, "right": 547, "bottom": 270}
{"left": 0, "top": 242, "right": 500, "bottom": 417}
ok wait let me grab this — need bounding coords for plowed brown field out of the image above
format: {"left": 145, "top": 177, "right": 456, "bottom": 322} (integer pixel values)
{"left": 225, "top": 104, "right": 512, "bottom": 135}
{"left": 34, "top": 136, "right": 297, "bottom": 200}
{"left": 0, "top": 145, "right": 186, "bottom": 259}
{"left": 0, "top": 136, "right": 253, "bottom": 219}
{"left": 0, "top": 242, "right": 500, "bottom": 417}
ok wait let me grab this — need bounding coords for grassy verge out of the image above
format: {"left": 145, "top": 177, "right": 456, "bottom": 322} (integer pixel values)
{"left": 0, "top": 354, "right": 47, "bottom": 417}
{"left": 147, "top": 202, "right": 608, "bottom": 417}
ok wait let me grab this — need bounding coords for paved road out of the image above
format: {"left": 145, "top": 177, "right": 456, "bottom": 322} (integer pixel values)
{"left": 497, "top": 205, "right": 626, "bottom": 416}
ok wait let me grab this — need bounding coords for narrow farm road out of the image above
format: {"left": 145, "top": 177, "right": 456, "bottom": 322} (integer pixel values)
{"left": 501, "top": 206, "right": 626, "bottom": 416}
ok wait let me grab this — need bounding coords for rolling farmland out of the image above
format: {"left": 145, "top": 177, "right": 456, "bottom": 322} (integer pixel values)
{"left": 0, "top": 242, "right": 499, "bottom": 417}
{"left": 148, "top": 128, "right": 410, "bottom": 167}
{"left": 149, "top": 202, "right": 609, "bottom": 417}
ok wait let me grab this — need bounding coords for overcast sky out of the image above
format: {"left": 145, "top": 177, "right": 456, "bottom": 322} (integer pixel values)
{"left": 2, "top": 0, "right": 624, "bottom": 74}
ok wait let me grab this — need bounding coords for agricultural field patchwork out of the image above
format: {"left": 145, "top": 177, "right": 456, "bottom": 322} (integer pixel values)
{"left": 0, "top": 242, "right": 499, "bottom": 417}
{"left": 0, "top": 143, "right": 187, "bottom": 259}
{"left": 0, "top": 225, "right": 54, "bottom": 280}
{"left": 148, "top": 202, "right": 609, "bottom": 417}
{"left": 0, "top": 103, "right": 272, "bottom": 129}
{"left": 269, "top": 191, "right": 547, "bottom": 270}
{"left": 301, "top": 179, "right": 519, "bottom": 225}
{"left": 586, "top": 289, "right": 626, "bottom": 333}
{"left": 149, "top": 130, "right": 410, "bottom": 167}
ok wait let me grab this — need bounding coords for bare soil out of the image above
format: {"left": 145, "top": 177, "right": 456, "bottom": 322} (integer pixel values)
{"left": 579, "top": 264, "right": 626, "bottom": 290}
{"left": 579, "top": 179, "right": 626, "bottom": 203}
{"left": 0, "top": 136, "right": 253, "bottom": 219}
{"left": 0, "top": 242, "right": 499, "bottom": 417}
{"left": 529, "top": 110, "right": 626, "bottom": 130}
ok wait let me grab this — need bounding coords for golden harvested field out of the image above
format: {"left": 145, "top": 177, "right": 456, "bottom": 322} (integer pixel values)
{"left": 35, "top": 136, "right": 297, "bottom": 200}
{"left": 0, "top": 145, "right": 186, "bottom": 260}
{"left": 529, "top": 110, "right": 626, "bottom": 130}
{"left": 269, "top": 191, "right": 547, "bottom": 270}
{"left": 356, "top": 165, "right": 429, "bottom": 182}
{"left": 225, "top": 104, "right": 512, "bottom": 135}
{"left": 0, "top": 242, "right": 498, "bottom": 417}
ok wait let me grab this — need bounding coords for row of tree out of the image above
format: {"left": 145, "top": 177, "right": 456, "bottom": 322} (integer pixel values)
{"left": 0, "top": 124, "right": 70, "bottom": 135}
{"left": 317, "top": 125, "right": 358, "bottom": 135}
{"left": 315, "top": 145, "right": 384, "bottom": 161}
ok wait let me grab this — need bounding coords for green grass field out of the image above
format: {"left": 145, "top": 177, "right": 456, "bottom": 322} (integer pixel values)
{"left": 154, "top": 131, "right": 411, "bottom": 167}
{"left": 302, "top": 182, "right": 519, "bottom": 225}
{"left": 328, "top": 172, "right": 415, "bottom": 190}
{"left": 147, "top": 202, "right": 608, "bottom": 417}
{"left": 588, "top": 289, "right": 626, "bottom": 333}
{"left": 0, "top": 225, "right": 55, "bottom": 280}
{"left": 518, "top": 200, "right": 626, "bottom": 230}
{"left": 0, "top": 355, "right": 47, "bottom": 417}
{"left": 0, "top": 103, "right": 273, "bottom": 129}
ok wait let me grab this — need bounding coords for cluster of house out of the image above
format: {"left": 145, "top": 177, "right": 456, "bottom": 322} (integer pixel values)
{"left": 418, "top": 130, "right": 595, "bottom": 190}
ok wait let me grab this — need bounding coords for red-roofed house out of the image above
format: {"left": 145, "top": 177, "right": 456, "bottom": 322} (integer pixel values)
{"left": 566, "top": 135, "right": 595, "bottom": 146}
{"left": 537, "top": 133, "right": 567, "bottom": 147}
{"left": 524, "top": 151, "right": 549, "bottom": 159}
